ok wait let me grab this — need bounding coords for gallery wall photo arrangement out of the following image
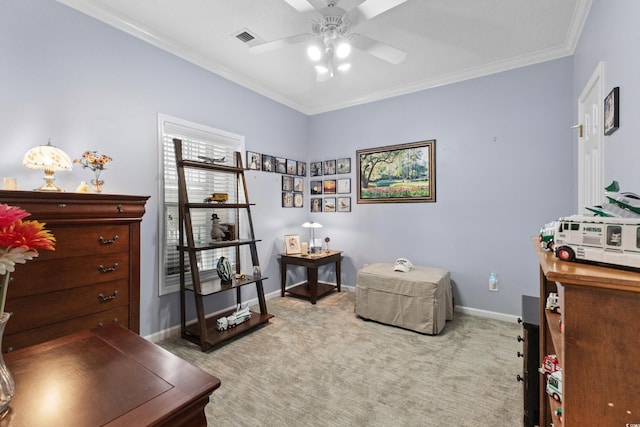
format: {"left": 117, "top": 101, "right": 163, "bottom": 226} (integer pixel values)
{"left": 356, "top": 140, "right": 436, "bottom": 204}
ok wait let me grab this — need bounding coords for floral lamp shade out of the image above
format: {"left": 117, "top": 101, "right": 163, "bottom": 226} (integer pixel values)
{"left": 22, "top": 139, "right": 72, "bottom": 192}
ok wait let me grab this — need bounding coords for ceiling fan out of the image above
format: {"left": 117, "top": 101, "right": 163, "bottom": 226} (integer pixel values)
{"left": 250, "top": 0, "right": 408, "bottom": 81}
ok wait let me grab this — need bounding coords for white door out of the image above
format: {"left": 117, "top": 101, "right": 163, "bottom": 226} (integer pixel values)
{"left": 577, "top": 62, "right": 605, "bottom": 214}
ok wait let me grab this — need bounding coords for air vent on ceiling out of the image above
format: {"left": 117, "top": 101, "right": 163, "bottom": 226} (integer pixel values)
{"left": 233, "top": 29, "right": 262, "bottom": 47}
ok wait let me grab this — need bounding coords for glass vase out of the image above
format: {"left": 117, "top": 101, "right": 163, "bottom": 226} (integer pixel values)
{"left": 0, "top": 312, "right": 15, "bottom": 417}
{"left": 91, "top": 179, "right": 104, "bottom": 193}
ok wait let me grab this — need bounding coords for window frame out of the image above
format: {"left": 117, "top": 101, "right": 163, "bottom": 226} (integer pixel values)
{"left": 157, "top": 113, "right": 245, "bottom": 296}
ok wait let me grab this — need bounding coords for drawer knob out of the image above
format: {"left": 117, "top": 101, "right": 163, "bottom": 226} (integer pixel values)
{"left": 98, "top": 262, "right": 119, "bottom": 273}
{"left": 98, "top": 290, "right": 119, "bottom": 302}
{"left": 517, "top": 351, "right": 524, "bottom": 358}
{"left": 517, "top": 375, "right": 524, "bottom": 382}
{"left": 98, "top": 235, "right": 119, "bottom": 245}
{"left": 97, "top": 322, "right": 104, "bottom": 327}
{"left": 117, "top": 204, "right": 123, "bottom": 213}
{"left": 112, "top": 318, "right": 119, "bottom": 324}
{"left": 517, "top": 335, "right": 524, "bottom": 342}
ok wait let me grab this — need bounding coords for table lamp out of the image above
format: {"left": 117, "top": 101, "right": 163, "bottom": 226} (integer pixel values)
{"left": 22, "top": 138, "right": 72, "bottom": 192}
{"left": 302, "top": 221, "right": 323, "bottom": 254}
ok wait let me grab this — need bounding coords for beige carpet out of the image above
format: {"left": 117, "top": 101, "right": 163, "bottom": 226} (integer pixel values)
{"left": 158, "top": 292, "right": 524, "bottom": 427}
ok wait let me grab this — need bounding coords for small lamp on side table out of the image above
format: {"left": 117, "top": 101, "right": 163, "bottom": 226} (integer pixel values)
{"left": 302, "top": 221, "right": 323, "bottom": 254}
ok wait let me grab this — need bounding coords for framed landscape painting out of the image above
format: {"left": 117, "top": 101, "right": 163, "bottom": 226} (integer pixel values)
{"left": 356, "top": 140, "right": 436, "bottom": 204}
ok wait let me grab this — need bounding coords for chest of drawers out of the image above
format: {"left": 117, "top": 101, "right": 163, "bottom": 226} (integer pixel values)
{"left": 0, "top": 190, "right": 148, "bottom": 353}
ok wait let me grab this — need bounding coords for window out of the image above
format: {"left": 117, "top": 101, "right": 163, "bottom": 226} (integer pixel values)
{"left": 157, "top": 114, "right": 244, "bottom": 295}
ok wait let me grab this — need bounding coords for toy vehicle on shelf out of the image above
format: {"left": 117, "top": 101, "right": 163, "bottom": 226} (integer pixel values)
{"left": 545, "top": 293, "right": 560, "bottom": 313}
{"left": 539, "top": 354, "right": 560, "bottom": 376}
{"left": 203, "top": 193, "right": 228, "bottom": 203}
{"left": 546, "top": 370, "right": 562, "bottom": 402}
{"left": 553, "top": 215, "right": 640, "bottom": 269}
{"left": 539, "top": 220, "right": 558, "bottom": 251}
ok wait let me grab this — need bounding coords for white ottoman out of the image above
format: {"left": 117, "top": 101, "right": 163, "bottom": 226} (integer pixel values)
{"left": 355, "top": 263, "right": 453, "bottom": 334}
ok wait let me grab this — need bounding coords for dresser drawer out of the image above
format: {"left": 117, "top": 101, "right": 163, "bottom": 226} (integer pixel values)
{"left": 5, "top": 280, "right": 129, "bottom": 335}
{"left": 5, "top": 195, "right": 147, "bottom": 220}
{"left": 10, "top": 253, "right": 129, "bottom": 297}
{"left": 3, "top": 306, "right": 130, "bottom": 353}
{"left": 36, "top": 224, "right": 130, "bottom": 260}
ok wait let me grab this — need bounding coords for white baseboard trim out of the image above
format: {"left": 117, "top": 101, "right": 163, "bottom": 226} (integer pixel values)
{"left": 145, "top": 286, "right": 517, "bottom": 342}
{"left": 455, "top": 305, "right": 519, "bottom": 323}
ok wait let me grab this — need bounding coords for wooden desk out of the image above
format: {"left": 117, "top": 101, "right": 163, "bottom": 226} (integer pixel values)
{"left": 280, "top": 250, "right": 343, "bottom": 304}
{"left": 1, "top": 324, "right": 220, "bottom": 427}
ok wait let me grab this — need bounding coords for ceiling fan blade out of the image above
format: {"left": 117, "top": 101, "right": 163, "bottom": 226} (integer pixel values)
{"left": 249, "top": 33, "right": 310, "bottom": 54}
{"left": 282, "top": 0, "right": 324, "bottom": 13}
{"left": 348, "top": 0, "right": 408, "bottom": 25}
{"left": 351, "top": 33, "right": 406, "bottom": 64}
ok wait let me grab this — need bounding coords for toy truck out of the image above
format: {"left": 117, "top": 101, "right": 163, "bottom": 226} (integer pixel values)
{"left": 546, "top": 370, "right": 562, "bottom": 402}
{"left": 203, "top": 193, "right": 228, "bottom": 203}
{"left": 539, "top": 354, "right": 560, "bottom": 376}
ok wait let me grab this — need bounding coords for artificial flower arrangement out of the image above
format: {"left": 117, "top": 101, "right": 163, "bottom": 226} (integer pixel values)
{"left": 0, "top": 204, "right": 56, "bottom": 313}
{"left": 74, "top": 151, "right": 113, "bottom": 182}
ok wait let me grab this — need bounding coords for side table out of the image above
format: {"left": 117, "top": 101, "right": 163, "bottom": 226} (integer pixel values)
{"left": 279, "top": 250, "right": 343, "bottom": 304}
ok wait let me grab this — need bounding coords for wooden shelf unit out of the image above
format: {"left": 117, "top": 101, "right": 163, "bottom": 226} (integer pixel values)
{"left": 533, "top": 237, "right": 640, "bottom": 426}
{"left": 174, "top": 139, "right": 272, "bottom": 352}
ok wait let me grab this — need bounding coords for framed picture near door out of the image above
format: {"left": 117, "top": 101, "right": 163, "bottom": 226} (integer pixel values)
{"left": 604, "top": 86, "right": 619, "bottom": 136}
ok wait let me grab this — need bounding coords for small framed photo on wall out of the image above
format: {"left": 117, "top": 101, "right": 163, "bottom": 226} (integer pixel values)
{"left": 310, "top": 161, "right": 323, "bottom": 176}
{"left": 294, "top": 193, "right": 303, "bottom": 208}
{"left": 275, "top": 157, "right": 287, "bottom": 174}
{"left": 282, "top": 175, "right": 294, "bottom": 191}
{"left": 287, "top": 159, "right": 297, "bottom": 175}
{"left": 282, "top": 192, "right": 293, "bottom": 208}
{"left": 323, "top": 159, "right": 336, "bottom": 175}
{"left": 324, "top": 197, "right": 336, "bottom": 212}
{"left": 337, "top": 178, "right": 351, "bottom": 194}
{"left": 246, "top": 151, "right": 261, "bottom": 170}
{"left": 310, "top": 180, "right": 323, "bottom": 195}
{"left": 310, "top": 197, "right": 323, "bottom": 212}
{"left": 297, "top": 161, "right": 306, "bottom": 176}
{"left": 337, "top": 197, "right": 351, "bottom": 212}
{"left": 323, "top": 179, "right": 336, "bottom": 194}
{"left": 604, "top": 86, "right": 620, "bottom": 135}
{"left": 336, "top": 158, "right": 351, "bottom": 174}
{"left": 262, "top": 154, "right": 274, "bottom": 172}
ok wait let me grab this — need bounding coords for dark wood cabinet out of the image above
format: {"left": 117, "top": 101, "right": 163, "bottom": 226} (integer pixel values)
{"left": 518, "top": 295, "right": 539, "bottom": 427}
{"left": 0, "top": 190, "right": 148, "bottom": 353}
{"left": 533, "top": 237, "right": 640, "bottom": 426}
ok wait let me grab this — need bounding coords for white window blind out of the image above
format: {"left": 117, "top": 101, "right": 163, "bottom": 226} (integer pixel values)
{"left": 157, "top": 114, "right": 244, "bottom": 296}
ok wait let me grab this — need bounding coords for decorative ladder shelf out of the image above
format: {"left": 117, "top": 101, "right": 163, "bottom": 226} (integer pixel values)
{"left": 174, "top": 138, "right": 272, "bottom": 351}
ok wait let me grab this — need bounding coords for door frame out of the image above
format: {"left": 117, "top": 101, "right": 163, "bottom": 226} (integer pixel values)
{"left": 577, "top": 61, "right": 605, "bottom": 214}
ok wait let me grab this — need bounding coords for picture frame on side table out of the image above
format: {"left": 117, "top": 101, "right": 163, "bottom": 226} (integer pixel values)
{"left": 285, "top": 234, "right": 301, "bottom": 254}
{"left": 357, "top": 140, "right": 436, "bottom": 204}
{"left": 604, "top": 86, "right": 620, "bottom": 136}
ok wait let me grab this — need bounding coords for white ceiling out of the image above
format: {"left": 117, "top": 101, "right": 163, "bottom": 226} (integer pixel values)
{"left": 57, "top": 0, "right": 591, "bottom": 115}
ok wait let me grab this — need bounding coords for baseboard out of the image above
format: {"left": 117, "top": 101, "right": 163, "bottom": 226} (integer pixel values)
{"left": 455, "top": 305, "right": 519, "bottom": 323}
{"left": 145, "top": 285, "right": 516, "bottom": 342}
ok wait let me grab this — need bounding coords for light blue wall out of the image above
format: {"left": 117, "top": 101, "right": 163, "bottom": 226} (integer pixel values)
{"left": 1, "top": 0, "right": 633, "bottom": 336}
{"left": 308, "top": 58, "right": 575, "bottom": 315}
{"left": 573, "top": 0, "right": 640, "bottom": 194}
{"left": 0, "top": 0, "right": 309, "bottom": 336}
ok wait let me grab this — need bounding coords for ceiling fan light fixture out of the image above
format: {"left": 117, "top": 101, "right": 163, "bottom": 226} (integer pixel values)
{"left": 335, "top": 41, "right": 351, "bottom": 59}
{"left": 315, "top": 64, "right": 329, "bottom": 74}
{"left": 337, "top": 62, "right": 351, "bottom": 72}
{"left": 307, "top": 45, "right": 323, "bottom": 62}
